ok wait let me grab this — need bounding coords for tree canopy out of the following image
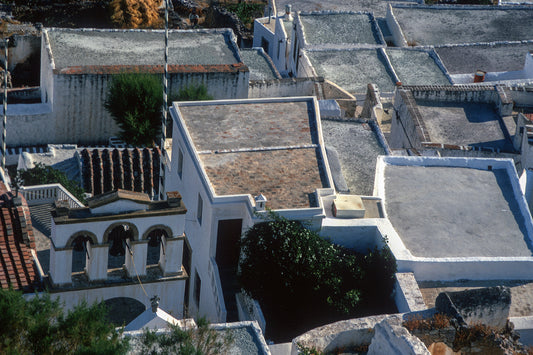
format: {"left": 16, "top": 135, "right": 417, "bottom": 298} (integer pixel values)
{"left": 239, "top": 213, "right": 397, "bottom": 339}
{"left": 105, "top": 73, "right": 163, "bottom": 147}
{"left": 19, "top": 162, "right": 86, "bottom": 204}
{"left": 105, "top": 74, "right": 213, "bottom": 147}
{"left": 0, "top": 288, "right": 129, "bottom": 354}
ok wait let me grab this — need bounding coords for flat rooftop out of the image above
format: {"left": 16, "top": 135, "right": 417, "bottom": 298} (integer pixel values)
{"left": 391, "top": 6, "right": 533, "bottom": 45}
{"left": 299, "top": 12, "right": 383, "bottom": 46}
{"left": 416, "top": 100, "right": 514, "bottom": 152}
{"left": 274, "top": 0, "right": 391, "bottom": 17}
{"left": 177, "top": 99, "right": 329, "bottom": 209}
{"left": 46, "top": 28, "right": 240, "bottom": 70}
{"left": 321, "top": 120, "right": 385, "bottom": 196}
{"left": 240, "top": 48, "right": 280, "bottom": 80}
{"left": 386, "top": 49, "right": 450, "bottom": 86}
{"left": 306, "top": 49, "right": 395, "bottom": 93}
{"left": 436, "top": 43, "right": 532, "bottom": 74}
{"left": 384, "top": 165, "right": 533, "bottom": 258}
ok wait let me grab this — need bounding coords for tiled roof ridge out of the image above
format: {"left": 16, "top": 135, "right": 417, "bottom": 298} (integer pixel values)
{"left": 0, "top": 183, "right": 38, "bottom": 291}
{"left": 81, "top": 147, "right": 160, "bottom": 198}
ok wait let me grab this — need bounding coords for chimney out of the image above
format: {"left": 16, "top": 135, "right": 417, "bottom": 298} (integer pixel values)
{"left": 285, "top": 4, "right": 293, "bottom": 21}
{"left": 150, "top": 295, "right": 160, "bottom": 313}
{"left": 254, "top": 194, "right": 267, "bottom": 212}
{"left": 166, "top": 191, "right": 182, "bottom": 207}
{"left": 474, "top": 70, "right": 486, "bottom": 83}
{"left": 54, "top": 200, "right": 70, "bottom": 217}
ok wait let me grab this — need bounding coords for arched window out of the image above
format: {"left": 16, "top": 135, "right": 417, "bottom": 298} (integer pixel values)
{"left": 107, "top": 224, "right": 134, "bottom": 270}
{"left": 146, "top": 228, "right": 169, "bottom": 266}
{"left": 71, "top": 235, "right": 93, "bottom": 273}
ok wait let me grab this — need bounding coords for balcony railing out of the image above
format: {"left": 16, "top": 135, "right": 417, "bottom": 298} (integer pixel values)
{"left": 20, "top": 184, "right": 85, "bottom": 208}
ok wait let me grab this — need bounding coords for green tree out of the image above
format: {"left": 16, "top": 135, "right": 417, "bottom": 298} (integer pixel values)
{"left": 0, "top": 288, "right": 129, "bottom": 354}
{"left": 136, "top": 317, "right": 233, "bottom": 355}
{"left": 19, "top": 162, "right": 86, "bottom": 204}
{"left": 105, "top": 73, "right": 163, "bottom": 147}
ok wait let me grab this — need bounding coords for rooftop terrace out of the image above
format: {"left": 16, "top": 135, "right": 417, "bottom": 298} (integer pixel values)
{"left": 299, "top": 12, "right": 384, "bottom": 46}
{"left": 416, "top": 100, "right": 514, "bottom": 151}
{"left": 306, "top": 49, "right": 395, "bottom": 93}
{"left": 46, "top": 28, "right": 240, "bottom": 70}
{"left": 239, "top": 48, "right": 281, "bottom": 80}
{"left": 384, "top": 165, "right": 532, "bottom": 258}
{"left": 386, "top": 49, "right": 450, "bottom": 86}
{"left": 321, "top": 119, "right": 385, "bottom": 196}
{"left": 391, "top": 6, "right": 533, "bottom": 45}
{"left": 436, "top": 42, "right": 533, "bottom": 74}
{"left": 176, "top": 99, "right": 329, "bottom": 209}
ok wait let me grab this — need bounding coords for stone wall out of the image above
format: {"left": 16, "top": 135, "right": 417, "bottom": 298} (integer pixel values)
{"left": 368, "top": 317, "right": 429, "bottom": 355}
{"left": 389, "top": 88, "right": 428, "bottom": 149}
{"left": 248, "top": 77, "right": 320, "bottom": 98}
{"left": 204, "top": 5, "right": 249, "bottom": 45}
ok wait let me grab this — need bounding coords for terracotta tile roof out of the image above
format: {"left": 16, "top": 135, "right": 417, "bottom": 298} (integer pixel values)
{"left": 80, "top": 148, "right": 160, "bottom": 198}
{"left": 56, "top": 63, "right": 248, "bottom": 75}
{"left": 0, "top": 182, "right": 39, "bottom": 292}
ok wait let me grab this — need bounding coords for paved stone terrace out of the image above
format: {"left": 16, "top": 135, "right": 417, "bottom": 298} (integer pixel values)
{"left": 418, "top": 280, "right": 533, "bottom": 317}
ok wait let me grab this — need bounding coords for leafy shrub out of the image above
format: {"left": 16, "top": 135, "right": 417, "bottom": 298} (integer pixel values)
{"left": 0, "top": 288, "right": 128, "bottom": 354}
{"left": 137, "top": 317, "right": 233, "bottom": 355}
{"left": 239, "top": 213, "right": 397, "bottom": 318}
{"left": 225, "top": 2, "right": 264, "bottom": 25}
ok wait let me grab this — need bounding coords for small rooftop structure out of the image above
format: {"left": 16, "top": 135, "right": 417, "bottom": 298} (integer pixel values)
{"left": 0, "top": 182, "right": 40, "bottom": 292}
{"left": 45, "top": 28, "right": 242, "bottom": 71}
{"left": 173, "top": 97, "right": 332, "bottom": 210}
{"left": 389, "top": 5, "right": 533, "bottom": 46}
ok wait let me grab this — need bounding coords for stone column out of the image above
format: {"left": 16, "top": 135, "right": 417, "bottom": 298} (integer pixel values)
{"left": 87, "top": 244, "right": 109, "bottom": 281}
{"left": 49, "top": 246, "right": 72, "bottom": 285}
{"left": 162, "top": 236, "right": 183, "bottom": 275}
{"left": 125, "top": 241, "right": 148, "bottom": 277}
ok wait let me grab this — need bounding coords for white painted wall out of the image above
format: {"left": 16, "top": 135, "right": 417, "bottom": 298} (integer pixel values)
{"left": 27, "top": 279, "right": 186, "bottom": 318}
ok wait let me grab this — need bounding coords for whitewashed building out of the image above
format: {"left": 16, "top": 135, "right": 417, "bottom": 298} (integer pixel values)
{"left": 163, "top": 96, "right": 335, "bottom": 321}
